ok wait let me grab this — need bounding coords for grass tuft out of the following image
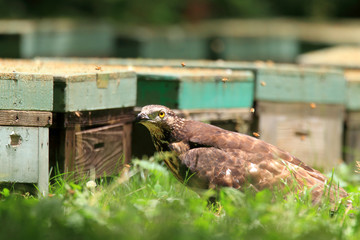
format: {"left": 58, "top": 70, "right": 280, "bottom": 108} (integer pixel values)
{"left": 0, "top": 158, "right": 359, "bottom": 240}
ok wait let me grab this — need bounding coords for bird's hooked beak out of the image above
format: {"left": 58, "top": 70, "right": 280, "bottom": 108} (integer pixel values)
{"left": 135, "top": 112, "right": 150, "bottom": 123}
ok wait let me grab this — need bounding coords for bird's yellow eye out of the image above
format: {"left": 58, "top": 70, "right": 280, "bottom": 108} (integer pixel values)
{"left": 158, "top": 111, "right": 165, "bottom": 118}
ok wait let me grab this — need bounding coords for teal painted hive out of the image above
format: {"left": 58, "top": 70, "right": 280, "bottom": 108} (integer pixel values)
{"left": 0, "top": 70, "right": 53, "bottom": 196}
{"left": 298, "top": 46, "right": 360, "bottom": 163}
{"left": 254, "top": 65, "right": 346, "bottom": 105}
{"left": 253, "top": 64, "right": 346, "bottom": 171}
{"left": 135, "top": 68, "right": 254, "bottom": 110}
{"left": 0, "top": 59, "right": 137, "bottom": 185}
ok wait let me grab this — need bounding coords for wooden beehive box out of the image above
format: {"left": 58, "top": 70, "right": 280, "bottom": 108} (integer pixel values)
{"left": 0, "top": 60, "right": 137, "bottom": 180}
{"left": 36, "top": 58, "right": 255, "bottom": 157}
{"left": 128, "top": 66, "right": 254, "bottom": 157}
{"left": 0, "top": 71, "right": 53, "bottom": 195}
{"left": 115, "top": 25, "right": 207, "bottom": 59}
{"left": 298, "top": 46, "right": 360, "bottom": 163}
{"left": 255, "top": 65, "right": 346, "bottom": 171}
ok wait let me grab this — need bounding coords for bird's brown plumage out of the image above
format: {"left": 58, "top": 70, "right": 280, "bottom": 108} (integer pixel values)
{"left": 136, "top": 105, "right": 348, "bottom": 204}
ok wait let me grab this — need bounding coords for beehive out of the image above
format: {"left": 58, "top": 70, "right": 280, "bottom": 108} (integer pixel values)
{"left": 0, "top": 60, "right": 137, "bottom": 182}
{"left": 35, "top": 58, "right": 256, "bottom": 157}
{"left": 0, "top": 72, "right": 52, "bottom": 195}
{"left": 298, "top": 46, "right": 360, "bottom": 163}
{"left": 255, "top": 65, "right": 346, "bottom": 171}
{"left": 131, "top": 67, "right": 255, "bottom": 157}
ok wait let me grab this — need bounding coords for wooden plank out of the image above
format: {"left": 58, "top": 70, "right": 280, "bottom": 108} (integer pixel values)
{"left": 140, "top": 36, "right": 207, "bottom": 59}
{"left": 53, "top": 72, "right": 137, "bottom": 112}
{"left": 0, "top": 110, "right": 52, "bottom": 127}
{"left": 64, "top": 126, "right": 77, "bottom": 174}
{"left": 137, "top": 71, "right": 254, "bottom": 110}
{"left": 179, "top": 79, "right": 253, "bottom": 109}
{"left": 52, "top": 108, "right": 134, "bottom": 127}
{"left": 37, "top": 127, "right": 49, "bottom": 196}
{"left": 347, "top": 80, "right": 360, "bottom": 111}
{"left": 257, "top": 101, "right": 344, "bottom": 171}
{"left": 0, "top": 73, "right": 53, "bottom": 111}
{"left": 73, "top": 123, "right": 127, "bottom": 178}
{"left": 0, "top": 126, "right": 40, "bottom": 183}
{"left": 122, "top": 123, "right": 132, "bottom": 164}
{"left": 219, "top": 36, "right": 298, "bottom": 62}
{"left": 21, "top": 19, "right": 114, "bottom": 58}
{"left": 255, "top": 67, "right": 346, "bottom": 104}
{"left": 345, "top": 111, "right": 360, "bottom": 162}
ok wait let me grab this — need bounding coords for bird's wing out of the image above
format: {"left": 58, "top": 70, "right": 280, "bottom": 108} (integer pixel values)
{"left": 178, "top": 147, "right": 348, "bottom": 203}
{"left": 178, "top": 147, "right": 322, "bottom": 191}
{"left": 183, "top": 120, "right": 326, "bottom": 183}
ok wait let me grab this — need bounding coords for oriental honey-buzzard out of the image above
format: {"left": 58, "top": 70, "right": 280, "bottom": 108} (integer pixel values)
{"left": 136, "top": 105, "right": 349, "bottom": 204}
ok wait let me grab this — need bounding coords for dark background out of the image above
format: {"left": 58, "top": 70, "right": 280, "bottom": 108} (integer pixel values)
{"left": 1, "top": 0, "right": 360, "bottom": 23}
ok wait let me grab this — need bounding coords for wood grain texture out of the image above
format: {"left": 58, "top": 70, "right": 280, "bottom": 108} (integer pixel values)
{"left": 73, "top": 123, "right": 127, "bottom": 178}
{"left": 0, "top": 110, "right": 52, "bottom": 127}
{"left": 37, "top": 127, "right": 49, "bottom": 196}
{"left": 345, "top": 111, "right": 360, "bottom": 163}
{"left": 59, "top": 108, "right": 134, "bottom": 127}
{"left": 122, "top": 123, "right": 132, "bottom": 164}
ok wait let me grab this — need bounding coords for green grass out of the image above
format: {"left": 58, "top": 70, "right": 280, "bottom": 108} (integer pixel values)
{"left": 1, "top": 157, "right": 360, "bottom": 240}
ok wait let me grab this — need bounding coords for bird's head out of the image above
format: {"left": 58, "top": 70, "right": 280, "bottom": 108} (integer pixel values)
{"left": 135, "top": 105, "right": 179, "bottom": 135}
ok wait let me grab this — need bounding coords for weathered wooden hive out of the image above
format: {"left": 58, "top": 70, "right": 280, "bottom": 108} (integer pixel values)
{"left": 37, "top": 59, "right": 255, "bottom": 157}
{"left": 298, "top": 46, "right": 360, "bottom": 163}
{"left": 38, "top": 57, "right": 347, "bottom": 170}
{"left": 0, "top": 60, "right": 137, "bottom": 189}
{"left": 94, "top": 58, "right": 345, "bottom": 170}
{"left": 254, "top": 64, "right": 346, "bottom": 171}
{"left": 0, "top": 69, "right": 52, "bottom": 195}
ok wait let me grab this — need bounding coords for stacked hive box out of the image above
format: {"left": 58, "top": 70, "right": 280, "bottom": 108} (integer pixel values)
{"left": 108, "top": 59, "right": 346, "bottom": 170}
{"left": 0, "top": 60, "right": 137, "bottom": 187}
{"left": 0, "top": 70, "right": 52, "bottom": 195}
{"left": 38, "top": 57, "right": 346, "bottom": 171}
{"left": 115, "top": 25, "right": 207, "bottom": 59}
{"left": 254, "top": 65, "right": 346, "bottom": 171}
{"left": 298, "top": 46, "right": 360, "bottom": 163}
{"left": 36, "top": 59, "right": 255, "bottom": 157}
{"left": 131, "top": 67, "right": 255, "bottom": 157}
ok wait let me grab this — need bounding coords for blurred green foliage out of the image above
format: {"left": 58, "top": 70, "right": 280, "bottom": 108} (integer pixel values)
{"left": 0, "top": 156, "right": 359, "bottom": 240}
{"left": 0, "top": 0, "right": 360, "bottom": 24}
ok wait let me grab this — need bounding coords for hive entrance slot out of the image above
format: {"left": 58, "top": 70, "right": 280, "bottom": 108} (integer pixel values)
{"left": 10, "top": 132, "right": 21, "bottom": 147}
{"left": 94, "top": 142, "right": 105, "bottom": 150}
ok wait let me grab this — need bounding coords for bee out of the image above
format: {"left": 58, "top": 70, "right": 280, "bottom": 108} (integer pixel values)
{"left": 181, "top": 62, "right": 186, "bottom": 67}
{"left": 310, "top": 103, "right": 316, "bottom": 109}
{"left": 260, "top": 81, "right": 266, "bottom": 86}
{"left": 266, "top": 60, "right": 274, "bottom": 66}
{"left": 221, "top": 77, "right": 228, "bottom": 83}
{"left": 250, "top": 108, "right": 255, "bottom": 113}
{"left": 95, "top": 66, "right": 102, "bottom": 71}
{"left": 67, "top": 189, "right": 75, "bottom": 195}
{"left": 253, "top": 132, "right": 260, "bottom": 137}
{"left": 75, "top": 111, "right": 81, "bottom": 117}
